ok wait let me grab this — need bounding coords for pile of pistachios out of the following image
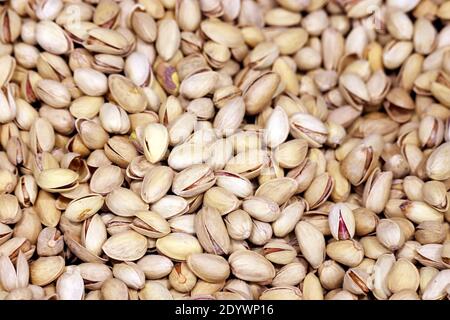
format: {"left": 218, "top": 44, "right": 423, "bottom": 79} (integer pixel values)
{"left": 0, "top": 0, "right": 449, "bottom": 301}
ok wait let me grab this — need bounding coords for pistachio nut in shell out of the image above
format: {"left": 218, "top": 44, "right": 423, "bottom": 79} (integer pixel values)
{"left": 295, "top": 221, "right": 325, "bottom": 269}
{"left": 30, "top": 256, "right": 65, "bottom": 286}
{"left": 194, "top": 206, "right": 230, "bottom": 256}
{"left": 328, "top": 202, "right": 356, "bottom": 240}
{"left": 102, "top": 230, "right": 148, "bottom": 261}
{"left": 64, "top": 194, "right": 104, "bottom": 223}
{"left": 130, "top": 210, "right": 170, "bottom": 238}
{"left": 187, "top": 253, "right": 230, "bottom": 283}
{"left": 156, "top": 232, "right": 203, "bottom": 261}
{"left": 36, "top": 169, "right": 79, "bottom": 193}
{"left": 228, "top": 250, "right": 275, "bottom": 283}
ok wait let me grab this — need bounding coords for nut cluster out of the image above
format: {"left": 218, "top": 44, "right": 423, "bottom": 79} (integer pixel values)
{"left": 0, "top": 0, "right": 450, "bottom": 301}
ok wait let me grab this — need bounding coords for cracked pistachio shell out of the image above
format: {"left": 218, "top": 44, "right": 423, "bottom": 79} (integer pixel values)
{"left": 263, "top": 241, "right": 297, "bottom": 265}
{"left": 289, "top": 112, "right": 328, "bottom": 147}
{"left": 263, "top": 106, "right": 289, "bottom": 148}
{"left": 200, "top": 19, "right": 244, "bottom": 49}
{"left": 255, "top": 177, "right": 298, "bottom": 205}
{"left": 228, "top": 250, "right": 275, "bottom": 282}
{"left": 113, "top": 262, "right": 146, "bottom": 290}
{"left": 89, "top": 165, "right": 124, "bottom": 195}
{"left": 399, "top": 201, "right": 443, "bottom": 224}
{"left": 0, "top": 237, "right": 35, "bottom": 262}
{"left": 0, "top": 55, "right": 15, "bottom": 87}
{"left": 168, "top": 142, "right": 208, "bottom": 171}
{"left": 340, "top": 134, "right": 383, "bottom": 186}
{"left": 105, "top": 187, "right": 149, "bottom": 217}
{"left": 142, "top": 123, "right": 169, "bottom": 164}
{"left": 81, "top": 214, "right": 107, "bottom": 257}
{"left": 30, "top": 256, "right": 65, "bottom": 286}
{"left": 35, "top": 79, "right": 71, "bottom": 109}
{"left": 35, "top": 190, "right": 61, "bottom": 228}
{"left": 0, "top": 251, "right": 28, "bottom": 291}
{"left": 243, "top": 72, "right": 280, "bottom": 115}
{"left": 203, "top": 187, "right": 241, "bottom": 216}
{"left": 416, "top": 244, "right": 446, "bottom": 269}
{"left": 56, "top": 266, "right": 84, "bottom": 300}
{"left": 304, "top": 173, "right": 334, "bottom": 209}
{"left": 242, "top": 196, "right": 280, "bottom": 223}
{"left": 0, "top": 223, "right": 13, "bottom": 246}
{"left": 139, "top": 280, "right": 173, "bottom": 300}
{"left": 194, "top": 206, "right": 230, "bottom": 256}
{"left": 272, "top": 261, "right": 307, "bottom": 287}
{"left": 167, "top": 112, "right": 197, "bottom": 146}
{"left": 169, "top": 262, "right": 197, "bottom": 293}
{"left": 64, "top": 194, "right": 104, "bottom": 222}
{"left": 339, "top": 73, "right": 369, "bottom": 111}
{"left": 64, "top": 232, "right": 107, "bottom": 263}
{"left": 224, "top": 209, "right": 252, "bottom": 241}
{"left": 156, "top": 232, "right": 203, "bottom": 261}
{"left": 84, "top": 28, "right": 129, "bottom": 55}
{"left": 318, "top": 260, "right": 345, "bottom": 290}
{"left": 172, "top": 164, "right": 216, "bottom": 198}
{"left": 36, "top": 169, "right": 79, "bottom": 193}
{"left": 94, "top": 0, "right": 120, "bottom": 28}
{"left": 260, "top": 286, "right": 302, "bottom": 300}
{"left": 328, "top": 202, "right": 355, "bottom": 240}
{"left": 426, "top": 142, "right": 450, "bottom": 180}
{"left": 326, "top": 240, "right": 364, "bottom": 267}
{"left": 387, "top": 258, "right": 420, "bottom": 293}
{"left": 0, "top": 194, "right": 22, "bottom": 225}
{"left": 215, "top": 171, "right": 254, "bottom": 198}
{"left": 73, "top": 68, "right": 108, "bottom": 96}
{"left": 422, "top": 181, "right": 450, "bottom": 212}
{"left": 248, "top": 220, "right": 272, "bottom": 246}
{"left": 151, "top": 195, "right": 189, "bottom": 219}
{"left": 295, "top": 221, "right": 325, "bottom": 269}
{"left": 272, "top": 200, "right": 305, "bottom": 237}
{"left": 36, "top": 21, "right": 72, "bottom": 55}
{"left": 131, "top": 211, "right": 170, "bottom": 238}
{"left": 422, "top": 270, "right": 450, "bottom": 300}
{"left": 376, "top": 219, "right": 405, "bottom": 251}
{"left": 372, "top": 253, "right": 395, "bottom": 300}
{"left": 102, "top": 230, "right": 148, "bottom": 261}
{"left": 78, "top": 263, "right": 112, "bottom": 291}
{"left": 108, "top": 74, "right": 147, "bottom": 113}
{"left": 101, "top": 278, "right": 128, "bottom": 300}
{"left": 137, "top": 255, "right": 173, "bottom": 280}
{"left": 180, "top": 71, "right": 219, "bottom": 100}
{"left": 99, "top": 103, "right": 130, "bottom": 135}
{"left": 187, "top": 253, "right": 230, "bottom": 283}
{"left": 225, "top": 148, "right": 269, "bottom": 180}
{"left": 273, "top": 139, "right": 309, "bottom": 169}
{"left": 343, "top": 267, "right": 373, "bottom": 296}
{"left": 141, "top": 166, "right": 173, "bottom": 204}
{"left": 363, "top": 169, "right": 393, "bottom": 214}
{"left": 168, "top": 214, "right": 195, "bottom": 234}
{"left": 213, "top": 97, "right": 246, "bottom": 137}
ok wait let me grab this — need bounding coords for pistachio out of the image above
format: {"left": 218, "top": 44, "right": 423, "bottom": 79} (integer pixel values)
{"left": 328, "top": 203, "right": 355, "bottom": 241}
{"left": 102, "top": 230, "right": 148, "bottom": 261}
{"left": 194, "top": 206, "right": 230, "bottom": 256}
{"left": 295, "top": 221, "right": 325, "bottom": 269}
{"left": 187, "top": 253, "right": 230, "bottom": 283}
{"left": 156, "top": 232, "right": 203, "bottom": 261}
{"left": 228, "top": 250, "right": 275, "bottom": 283}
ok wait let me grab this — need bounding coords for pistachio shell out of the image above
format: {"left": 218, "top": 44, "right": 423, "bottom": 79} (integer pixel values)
{"left": 102, "top": 230, "right": 148, "bottom": 261}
